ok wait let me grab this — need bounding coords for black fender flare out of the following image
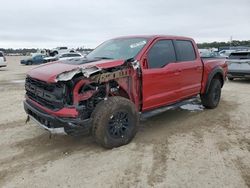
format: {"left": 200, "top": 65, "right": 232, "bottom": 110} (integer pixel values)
{"left": 205, "top": 66, "right": 225, "bottom": 94}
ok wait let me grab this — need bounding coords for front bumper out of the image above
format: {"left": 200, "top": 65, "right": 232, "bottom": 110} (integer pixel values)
{"left": 24, "top": 100, "right": 92, "bottom": 136}
{"left": 0, "top": 62, "right": 7, "bottom": 67}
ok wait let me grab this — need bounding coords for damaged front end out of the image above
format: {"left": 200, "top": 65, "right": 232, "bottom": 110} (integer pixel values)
{"left": 24, "top": 59, "right": 141, "bottom": 136}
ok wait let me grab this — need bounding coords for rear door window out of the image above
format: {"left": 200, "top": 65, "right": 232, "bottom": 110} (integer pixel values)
{"left": 175, "top": 40, "right": 196, "bottom": 61}
{"left": 147, "top": 40, "right": 176, "bottom": 69}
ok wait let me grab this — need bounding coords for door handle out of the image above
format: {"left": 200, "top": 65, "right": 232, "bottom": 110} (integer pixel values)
{"left": 175, "top": 69, "right": 182, "bottom": 73}
{"left": 196, "top": 66, "right": 202, "bottom": 71}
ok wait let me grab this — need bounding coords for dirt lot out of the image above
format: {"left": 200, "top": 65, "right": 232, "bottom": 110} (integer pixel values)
{"left": 0, "top": 56, "right": 249, "bottom": 188}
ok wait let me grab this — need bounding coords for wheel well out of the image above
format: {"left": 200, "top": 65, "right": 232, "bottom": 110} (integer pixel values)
{"left": 204, "top": 71, "right": 224, "bottom": 94}
{"left": 118, "top": 87, "right": 130, "bottom": 99}
{"left": 108, "top": 80, "right": 130, "bottom": 100}
{"left": 213, "top": 73, "right": 224, "bottom": 87}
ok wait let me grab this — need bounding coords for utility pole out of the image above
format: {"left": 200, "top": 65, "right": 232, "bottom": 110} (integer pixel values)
{"left": 230, "top": 36, "right": 233, "bottom": 48}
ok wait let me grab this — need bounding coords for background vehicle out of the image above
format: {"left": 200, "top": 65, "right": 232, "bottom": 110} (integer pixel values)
{"left": 219, "top": 50, "right": 235, "bottom": 57}
{"left": 199, "top": 49, "right": 223, "bottom": 58}
{"left": 44, "top": 52, "right": 83, "bottom": 63}
{"left": 227, "top": 51, "right": 250, "bottom": 80}
{"left": 24, "top": 35, "right": 227, "bottom": 148}
{"left": 59, "top": 52, "right": 83, "bottom": 60}
{"left": 50, "top": 47, "right": 75, "bottom": 56}
{"left": 20, "top": 54, "right": 47, "bottom": 65}
{"left": 31, "top": 49, "right": 48, "bottom": 56}
{"left": 0, "top": 51, "right": 7, "bottom": 68}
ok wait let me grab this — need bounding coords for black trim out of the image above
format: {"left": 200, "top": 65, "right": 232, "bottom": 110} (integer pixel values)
{"left": 141, "top": 97, "right": 198, "bottom": 120}
{"left": 205, "top": 66, "right": 224, "bottom": 93}
{"left": 24, "top": 100, "right": 92, "bottom": 135}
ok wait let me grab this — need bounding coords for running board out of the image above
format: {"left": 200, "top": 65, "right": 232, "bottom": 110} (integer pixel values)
{"left": 140, "top": 97, "right": 200, "bottom": 120}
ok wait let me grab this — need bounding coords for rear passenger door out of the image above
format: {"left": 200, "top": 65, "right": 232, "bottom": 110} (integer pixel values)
{"left": 173, "top": 40, "right": 202, "bottom": 99}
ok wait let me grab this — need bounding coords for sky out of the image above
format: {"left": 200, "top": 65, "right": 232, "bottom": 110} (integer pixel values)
{"left": 0, "top": 0, "right": 249, "bottom": 49}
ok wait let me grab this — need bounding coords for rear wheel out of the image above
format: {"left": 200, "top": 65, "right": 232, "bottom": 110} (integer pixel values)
{"left": 91, "top": 96, "right": 139, "bottom": 149}
{"left": 201, "top": 79, "right": 222, "bottom": 109}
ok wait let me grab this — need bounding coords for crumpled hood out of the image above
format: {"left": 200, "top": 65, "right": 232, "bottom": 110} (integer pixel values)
{"left": 27, "top": 58, "right": 125, "bottom": 83}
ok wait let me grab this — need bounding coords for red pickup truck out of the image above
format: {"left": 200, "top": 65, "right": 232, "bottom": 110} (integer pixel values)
{"left": 24, "top": 35, "right": 227, "bottom": 148}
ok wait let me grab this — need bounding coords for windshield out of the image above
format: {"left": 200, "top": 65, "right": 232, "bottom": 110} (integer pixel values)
{"left": 86, "top": 38, "right": 148, "bottom": 60}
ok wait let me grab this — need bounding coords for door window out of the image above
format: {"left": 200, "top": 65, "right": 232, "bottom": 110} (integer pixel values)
{"left": 147, "top": 40, "right": 176, "bottom": 69}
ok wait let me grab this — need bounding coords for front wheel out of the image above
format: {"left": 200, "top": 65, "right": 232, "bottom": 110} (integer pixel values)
{"left": 201, "top": 79, "right": 222, "bottom": 109}
{"left": 91, "top": 96, "right": 139, "bottom": 149}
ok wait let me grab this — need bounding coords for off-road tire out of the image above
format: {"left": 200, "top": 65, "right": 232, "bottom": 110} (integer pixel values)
{"left": 91, "top": 96, "right": 139, "bottom": 149}
{"left": 201, "top": 79, "right": 222, "bottom": 109}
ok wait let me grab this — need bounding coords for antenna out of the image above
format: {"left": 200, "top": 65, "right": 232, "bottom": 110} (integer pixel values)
{"left": 230, "top": 36, "right": 233, "bottom": 47}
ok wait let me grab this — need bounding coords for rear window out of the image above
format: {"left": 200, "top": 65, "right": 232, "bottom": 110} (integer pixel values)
{"left": 228, "top": 52, "right": 250, "bottom": 59}
{"left": 175, "top": 40, "right": 196, "bottom": 61}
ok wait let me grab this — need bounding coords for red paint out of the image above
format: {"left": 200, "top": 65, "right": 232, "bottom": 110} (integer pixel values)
{"left": 26, "top": 97, "right": 78, "bottom": 117}
{"left": 25, "top": 35, "right": 227, "bottom": 118}
{"left": 27, "top": 59, "right": 126, "bottom": 83}
{"left": 72, "top": 79, "right": 93, "bottom": 105}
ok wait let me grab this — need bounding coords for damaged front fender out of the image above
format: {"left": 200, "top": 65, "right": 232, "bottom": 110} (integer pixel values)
{"left": 55, "top": 66, "right": 102, "bottom": 82}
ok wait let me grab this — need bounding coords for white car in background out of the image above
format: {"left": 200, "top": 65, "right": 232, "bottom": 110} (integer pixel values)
{"left": 44, "top": 52, "right": 83, "bottom": 63}
{"left": 219, "top": 50, "right": 235, "bottom": 57}
{"left": 0, "top": 51, "right": 7, "bottom": 68}
{"left": 50, "top": 47, "right": 75, "bottom": 56}
{"left": 59, "top": 52, "right": 83, "bottom": 60}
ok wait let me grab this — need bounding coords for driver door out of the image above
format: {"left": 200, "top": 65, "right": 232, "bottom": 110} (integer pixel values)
{"left": 141, "top": 39, "right": 181, "bottom": 111}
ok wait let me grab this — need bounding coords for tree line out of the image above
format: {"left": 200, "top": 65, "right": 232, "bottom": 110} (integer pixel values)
{"left": 1, "top": 40, "right": 250, "bottom": 55}
{"left": 0, "top": 47, "right": 94, "bottom": 55}
{"left": 0, "top": 48, "right": 37, "bottom": 55}
{"left": 197, "top": 40, "right": 250, "bottom": 49}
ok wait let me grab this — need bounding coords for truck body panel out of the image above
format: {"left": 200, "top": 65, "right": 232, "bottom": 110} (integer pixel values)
{"left": 23, "top": 35, "right": 228, "bottom": 137}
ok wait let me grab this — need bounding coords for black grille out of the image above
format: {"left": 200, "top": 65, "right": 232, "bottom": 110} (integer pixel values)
{"left": 25, "top": 77, "right": 65, "bottom": 110}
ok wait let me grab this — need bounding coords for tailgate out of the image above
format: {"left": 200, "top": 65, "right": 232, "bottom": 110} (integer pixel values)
{"left": 227, "top": 59, "right": 250, "bottom": 71}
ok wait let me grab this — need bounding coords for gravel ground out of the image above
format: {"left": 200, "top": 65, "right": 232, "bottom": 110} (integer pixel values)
{"left": 0, "top": 56, "right": 249, "bottom": 188}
